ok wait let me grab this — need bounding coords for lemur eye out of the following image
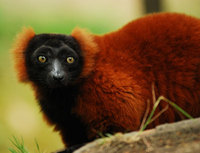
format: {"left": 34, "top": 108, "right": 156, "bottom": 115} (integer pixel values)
{"left": 38, "top": 56, "right": 47, "bottom": 63}
{"left": 66, "top": 57, "right": 75, "bottom": 64}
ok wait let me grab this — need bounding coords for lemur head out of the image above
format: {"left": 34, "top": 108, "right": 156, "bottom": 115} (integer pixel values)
{"left": 24, "top": 34, "right": 83, "bottom": 88}
{"left": 12, "top": 27, "right": 99, "bottom": 88}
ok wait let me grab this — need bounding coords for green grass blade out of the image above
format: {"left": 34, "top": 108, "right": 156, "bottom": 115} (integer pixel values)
{"left": 9, "top": 136, "right": 43, "bottom": 153}
{"left": 8, "top": 148, "right": 18, "bottom": 153}
{"left": 140, "top": 96, "right": 162, "bottom": 131}
{"left": 9, "top": 136, "right": 29, "bottom": 153}
{"left": 35, "top": 139, "right": 41, "bottom": 153}
{"left": 160, "top": 96, "right": 193, "bottom": 119}
{"left": 105, "top": 133, "right": 113, "bottom": 138}
{"left": 140, "top": 96, "right": 194, "bottom": 132}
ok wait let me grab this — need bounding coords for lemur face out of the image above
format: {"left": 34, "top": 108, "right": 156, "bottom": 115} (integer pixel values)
{"left": 25, "top": 34, "right": 83, "bottom": 88}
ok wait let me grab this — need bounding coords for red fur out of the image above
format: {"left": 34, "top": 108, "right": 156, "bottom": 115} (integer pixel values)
{"left": 72, "top": 13, "right": 200, "bottom": 138}
{"left": 12, "top": 27, "right": 35, "bottom": 82}
{"left": 71, "top": 28, "right": 99, "bottom": 78}
{"left": 13, "top": 13, "right": 200, "bottom": 144}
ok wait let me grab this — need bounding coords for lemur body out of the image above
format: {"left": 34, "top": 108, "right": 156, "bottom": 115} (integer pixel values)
{"left": 13, "top": 13, "right": 200, "bottom": 150}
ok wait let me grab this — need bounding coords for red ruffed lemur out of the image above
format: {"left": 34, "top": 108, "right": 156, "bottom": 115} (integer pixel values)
{"left": 12, "top": 13, "right": 200, "bottom": 152}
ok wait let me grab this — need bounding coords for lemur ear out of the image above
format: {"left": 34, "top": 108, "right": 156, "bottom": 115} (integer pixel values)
{"left": 12, "top": 27, "right": 35, "bottom": 82}
{"left": 71, "top": 28, "right": 99, "bottom": 78}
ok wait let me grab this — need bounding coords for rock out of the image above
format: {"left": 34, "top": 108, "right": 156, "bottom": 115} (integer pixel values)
{"left": 75, "top": 118, "right": 200, "bottom": 153}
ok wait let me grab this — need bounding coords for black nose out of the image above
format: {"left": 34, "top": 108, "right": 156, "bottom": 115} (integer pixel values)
{"left": 52, "top": 73, "right": 64, "bottom": 81}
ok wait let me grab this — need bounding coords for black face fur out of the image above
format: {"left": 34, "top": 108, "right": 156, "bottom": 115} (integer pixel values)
{"left": 25, "top": 34, "right": 83, "bottom": 88}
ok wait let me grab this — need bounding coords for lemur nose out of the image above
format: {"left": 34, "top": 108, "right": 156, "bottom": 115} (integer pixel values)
{"left": 53, "top": 73, "right": 64, "bottom": 81}
{"left": 51, "top": 59, "right": 64, "bottom": 81}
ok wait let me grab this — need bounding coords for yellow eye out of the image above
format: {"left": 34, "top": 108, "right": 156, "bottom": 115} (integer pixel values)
{"left": 38, "top": 56, "right": 47, "bottom": 63}
{"left": 66, "top": 57, "right": 75, "bottom": 64}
